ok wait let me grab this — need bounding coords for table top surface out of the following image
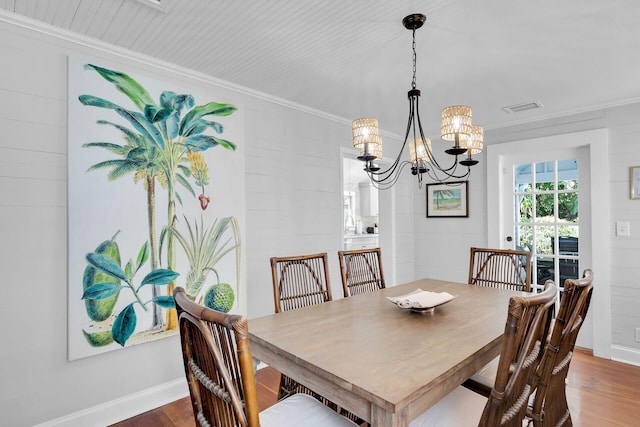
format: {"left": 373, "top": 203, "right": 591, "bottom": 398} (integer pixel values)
{"left": 248, "top": 278, "right": 526, "bottom": 418}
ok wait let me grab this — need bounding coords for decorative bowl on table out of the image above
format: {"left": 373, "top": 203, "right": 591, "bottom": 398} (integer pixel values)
{"left": 387, "top": 288, "right": 457, "bottom": 314}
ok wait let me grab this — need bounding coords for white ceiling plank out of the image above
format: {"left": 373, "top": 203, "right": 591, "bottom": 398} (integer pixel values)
{"left": 57, "top": 0, "right": 82, "bottom": 29}
{"left": 85, "top": 0, "right": 125, "bottom": 40}
{"left": 68, "top": 0, "right": 102, "bottom": 34}
{"left": 98, "top": 0, "right": 142, "bottom": 44}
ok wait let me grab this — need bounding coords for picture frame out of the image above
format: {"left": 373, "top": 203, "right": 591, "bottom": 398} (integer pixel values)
{"left": 631, "top": 166, "right": 640, "bottom": 199}
{"left": 426, "top": 181, "right": 469, "bottom": 218}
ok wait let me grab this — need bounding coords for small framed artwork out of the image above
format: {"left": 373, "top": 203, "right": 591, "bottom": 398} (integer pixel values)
{"left": 426, "top": 181, "right": 469, "bottom": 218}
{"left": 631, "top": 166, "right": 640, "bottom": 199}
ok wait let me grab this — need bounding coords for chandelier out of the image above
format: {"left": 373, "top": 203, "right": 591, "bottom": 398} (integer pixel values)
{"left": 352, "top": 13, "right": 483, "bottom": 190}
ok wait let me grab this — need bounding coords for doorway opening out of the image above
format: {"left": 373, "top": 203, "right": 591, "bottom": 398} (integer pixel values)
{"left": 342, "top": 157, "right": 379, "bottom": 250}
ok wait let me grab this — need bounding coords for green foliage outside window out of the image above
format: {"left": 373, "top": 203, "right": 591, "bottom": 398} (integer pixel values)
{"left": 517, "top": 180, "right": 578, "bottom": 254}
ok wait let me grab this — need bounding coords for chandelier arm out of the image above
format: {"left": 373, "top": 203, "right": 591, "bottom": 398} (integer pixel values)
{"left": 369, "top": 161, "right": 413, "bottom": 190}
{"left": 424, "top": 164, "right": 471, "bottom": 182}
{"left": 413, "top": 96, "right": 461, "bottom": 174}
{"left": 366, "top": 153, "right": 403, "bottom": 183}
{"left": 366, "top": 95, "right": 417, "bottom": 183}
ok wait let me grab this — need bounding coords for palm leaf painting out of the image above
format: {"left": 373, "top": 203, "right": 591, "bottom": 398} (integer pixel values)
{"left": 78, "top": 63, "right": 238, "bottom": 343}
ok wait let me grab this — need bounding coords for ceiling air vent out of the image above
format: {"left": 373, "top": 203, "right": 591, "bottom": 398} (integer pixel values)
{"left": 502, "top": 101, "right": 544, "bottom": 114}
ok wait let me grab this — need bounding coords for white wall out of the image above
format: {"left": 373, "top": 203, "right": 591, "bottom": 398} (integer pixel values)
{"left": 412, "top": 156, "right": 488, "bottom": 283}
{"left": 0, "top": 14, "right": 412, "bottom": 426}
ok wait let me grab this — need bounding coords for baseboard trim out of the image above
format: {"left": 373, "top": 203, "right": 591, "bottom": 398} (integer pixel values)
{"left": 34, "top": 378, "right": 189, "bottom": 427}
{"left": 610, "top": 344, "right": 640, "bottom": 367}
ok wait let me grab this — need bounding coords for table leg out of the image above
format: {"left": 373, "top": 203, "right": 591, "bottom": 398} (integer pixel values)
{"left": 371, "top": 404, "right": 408, "bottom": 427}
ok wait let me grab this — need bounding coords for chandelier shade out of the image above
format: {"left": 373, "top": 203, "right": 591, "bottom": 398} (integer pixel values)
{"left": 440, "top": 105, "right": 473, "bottom": 142}
{"left": 351, "top": 13, "right": 484, "bottom": 190}
{"left": 465, "top": 125, "right": 484, "bottom": 155}
{"left": 352, "top": 117, "right": 382, "bottom": 161}
{"left": 409, "top": 138, "right": 433, "bottom": 164}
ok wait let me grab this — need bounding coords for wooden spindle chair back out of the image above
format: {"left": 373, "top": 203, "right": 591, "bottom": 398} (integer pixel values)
{"left": 479, "top": 282, "right": 557, "bottom": 427}
{"left": 270, "top": 253, "right": 333, "bottom": 313}
{"left": 338, "top": 248, "right": 385, "bottom": 297}
{"left": 174, "top": 287, "right": 260, "bottom": 427}
{"left": 528, "top": 269, "right": 594, "bottom": 427}
{"left": 469, "top": 247, "right": 532, "bottom": 292}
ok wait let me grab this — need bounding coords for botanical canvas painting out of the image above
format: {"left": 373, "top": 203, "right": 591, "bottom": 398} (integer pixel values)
{"left": 67, "top": 57, "right": 244, "bottom": 360}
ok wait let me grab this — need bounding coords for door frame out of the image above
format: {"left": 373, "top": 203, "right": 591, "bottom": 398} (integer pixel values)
{"left": 487, "top": 128, "right": 611, "bottom": 358}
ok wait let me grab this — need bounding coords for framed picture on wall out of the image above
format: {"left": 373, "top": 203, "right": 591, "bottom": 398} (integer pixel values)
{"left": 631, "top": 166, "right": 640, "bottom": 199}
{"left": 426, "top": 181, "right": 469, "bottom": 217}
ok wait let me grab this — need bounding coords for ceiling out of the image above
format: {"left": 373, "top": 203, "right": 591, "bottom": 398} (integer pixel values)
{"left": 3, "top": 0, "right": 640, "bottom": 139}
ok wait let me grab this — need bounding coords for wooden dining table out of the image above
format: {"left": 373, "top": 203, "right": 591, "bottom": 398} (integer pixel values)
{"left": 248, "top": 278, "right": 527, "bottom": 426}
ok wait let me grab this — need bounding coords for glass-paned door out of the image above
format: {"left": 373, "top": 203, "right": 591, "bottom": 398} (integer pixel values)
{"left": 512, "top": 159, "right": 580, "bottom": 306}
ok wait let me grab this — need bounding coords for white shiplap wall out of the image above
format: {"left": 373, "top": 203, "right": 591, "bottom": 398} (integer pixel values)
{"left": 0, "top": 13, "right": 413, "bottom": 427}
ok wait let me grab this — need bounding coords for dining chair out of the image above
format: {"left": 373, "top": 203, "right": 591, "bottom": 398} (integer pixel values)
{"left": 269, "top": 253, "right": 339, "bottom": 404}
{"left": 468, "top": 247, "right": 532, "bottom": 292}
{"left": 463, "top": 269, "right": 594, "bottom": 408}
{"left": 338, "top": 247, "right": 385, "bottom": 298}
{"left": 270, "top": 252, "right": 333, "bottom": 314}
{"left": 527, "top": 269, "right": 594, "bottom": 427}
{"left": 409, "top": 281, "right": 557, "bottom": 427}
{"left": 174, "top": 287, "right": 358, "bottom": 427}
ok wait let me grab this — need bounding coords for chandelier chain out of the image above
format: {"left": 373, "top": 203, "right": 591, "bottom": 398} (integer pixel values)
{"left": 411, "top": 29, "right": 417, "bottom": 90}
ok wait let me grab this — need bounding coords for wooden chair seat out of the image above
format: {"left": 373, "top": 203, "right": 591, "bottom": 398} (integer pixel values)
{"left": 174, "top": 287, "right": 357, "bottom": 427}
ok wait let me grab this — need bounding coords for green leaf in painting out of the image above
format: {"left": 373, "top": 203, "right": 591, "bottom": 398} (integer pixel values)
{"left": 165, "top": 112, "right": 180, "bottom": 140}
{"left": 124, "top": 260, "right": 134, "bottom": 280}
{"left": 153, "top": 296, "right": 175, "bottom": 309}
{"left": 185, "top": 135, "right": 237, "bottom": 152}
{"left": 84, "top": 64, "right": 155, "bottom": 111}
{"left": 136, "top": 241, "right": 149, "bottom": 273}
{"left": 82, "top": 142, "right": 125, "bottom": 155}
{"left": 112, "top": 303, "right": 137, "bottom": 346}
{"left": 177, "top": 164, "right": 192, "bottom": 178}
{"left": 182, "top": 119, "right": 224, "bottom": 137}
{"left": 82, "top": 282, "right": 123, "bottom": 300}
{"left": 140, "top": 269, "right": 179, "bottom": 286}
{"left": 115, "top": 109, "right": 165, "bottom": 149}
{"left": 144, "top": 104, "right": 174, "bottom": 123}
{"left": 176, "top": 173, "right": 196, "bottom": 197}
{"left": 160, "top": 91, "right": 194, "bottom": 111}
{"left": 179, "top": 102, "right": 237, "bottom": 136}
{"left": 86, "top": 252, "right": 127, "bottom": 282}
{"left": 107, "top": 161, "right": 139, "bottom": 181}
{"left": 201, "top": 119, "right": 224, "bottom": 134}
{"left": 78, "top": 95, "right": 122, "bottom": 110}
{"left": 86, "top": 159, "right": 127, "bottom": 173}
{"left": 96, "top": 120, "right": 140, "bottom": 141}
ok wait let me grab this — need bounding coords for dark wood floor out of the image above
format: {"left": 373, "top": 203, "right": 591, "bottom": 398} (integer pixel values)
{"left": 111, "top": 349, "right": 640, "bottom": 426}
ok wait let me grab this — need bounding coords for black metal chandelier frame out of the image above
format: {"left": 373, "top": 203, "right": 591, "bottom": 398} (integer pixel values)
{"left": 355, "top": 13, "right": 482, "bottom": 190}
